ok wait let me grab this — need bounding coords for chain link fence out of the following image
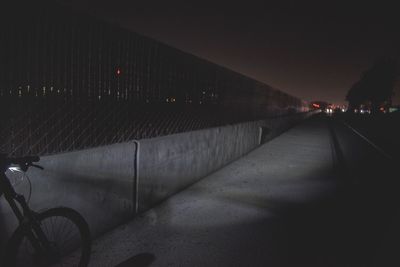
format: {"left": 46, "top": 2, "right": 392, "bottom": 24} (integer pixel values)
{"left": 1, "top": 98, "right": 273, "bottom": 156}
{"left": 1, "top": 2, "right": 308, "bottom": 156}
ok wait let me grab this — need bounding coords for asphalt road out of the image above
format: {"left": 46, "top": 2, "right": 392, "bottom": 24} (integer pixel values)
{"left": 89, "top": 114, "right": 400, "bottom": 267}
{"left": 335, "top": 111, "right": 400, "bottom": 160}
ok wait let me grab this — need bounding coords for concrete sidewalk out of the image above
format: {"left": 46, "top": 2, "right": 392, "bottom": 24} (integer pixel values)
{"left": 88, "top": 115, "right": 351, "bottom": 267}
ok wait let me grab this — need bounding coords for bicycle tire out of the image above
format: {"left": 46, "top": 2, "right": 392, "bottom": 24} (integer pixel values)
{"left": 5, "top": 207, "right": 91, "bottom": 267}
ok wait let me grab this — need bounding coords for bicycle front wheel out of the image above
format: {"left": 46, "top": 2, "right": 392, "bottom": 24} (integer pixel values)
{"left": 6, "top": 207, "right": 91, "bottom": 267}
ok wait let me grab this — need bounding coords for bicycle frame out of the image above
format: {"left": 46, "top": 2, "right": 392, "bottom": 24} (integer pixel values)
{"left": 0, "top": 155, "right": 91, "bottom": 266}
{"left": 0, "top": 171, "right": 53, "bottom": 261}
{"left": 0, "top": 172, "right": 26, "bottom": 222}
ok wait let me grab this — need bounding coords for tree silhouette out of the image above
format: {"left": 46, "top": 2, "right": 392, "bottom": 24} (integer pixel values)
{"left": 362, "top": 58, "right": 397, "bottom": 113}
{"left": 346, "top": 58, "right": 398, "bottom": 114}
{"left": 346, "top": 80, "right": 367, "bottom": 112}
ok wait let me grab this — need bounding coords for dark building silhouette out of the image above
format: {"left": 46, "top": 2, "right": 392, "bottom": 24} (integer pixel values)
{"left": 0, "top": 2, "right": 308, "bottom": 156}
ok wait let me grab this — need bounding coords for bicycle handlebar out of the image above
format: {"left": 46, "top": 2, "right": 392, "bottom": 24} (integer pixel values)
{"left": 0, "top": 155, "right": 42, "bottom": 172}
{"left": 9, "top": 156, "right": 40, "bottom": 165}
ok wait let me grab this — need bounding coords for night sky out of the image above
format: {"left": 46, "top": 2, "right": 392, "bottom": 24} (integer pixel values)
{"left": 59, "top": 0, "right": 400, "bottom": 105}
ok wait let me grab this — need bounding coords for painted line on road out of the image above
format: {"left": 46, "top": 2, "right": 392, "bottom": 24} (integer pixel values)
{"left": 341, "top": 120, "right": 393, "bottom": 161}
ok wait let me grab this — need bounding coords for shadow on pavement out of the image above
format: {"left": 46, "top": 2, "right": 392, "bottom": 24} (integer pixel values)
{"left": 114, "top": 252, "right": 155, "bottom": 267}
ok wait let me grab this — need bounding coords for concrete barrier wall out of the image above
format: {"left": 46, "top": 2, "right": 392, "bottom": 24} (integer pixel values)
{"left": 138, "top": 121, "right": 262, "bottom": 212}
{"left": 0, "top": 112, "right": 313, "bottom": 251}
{"left": 137, "top": 111, "right": 314, "bottom": 212}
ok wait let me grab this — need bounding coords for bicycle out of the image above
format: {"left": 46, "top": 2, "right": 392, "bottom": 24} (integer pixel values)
{"left": 0, "top": 155, "right": 91, "bottom": 266}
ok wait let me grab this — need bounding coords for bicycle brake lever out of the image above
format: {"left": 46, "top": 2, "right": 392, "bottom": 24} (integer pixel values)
{"left": 31, "top": 164, "right": 44, "bottom": 170}
{"left": 20, "top": 163, "right": 29, "bottom": 172}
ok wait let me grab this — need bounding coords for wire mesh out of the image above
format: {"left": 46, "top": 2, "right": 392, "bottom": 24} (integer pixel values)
{"left": 0, "top": 2, "right": 309, "bottom": 157}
